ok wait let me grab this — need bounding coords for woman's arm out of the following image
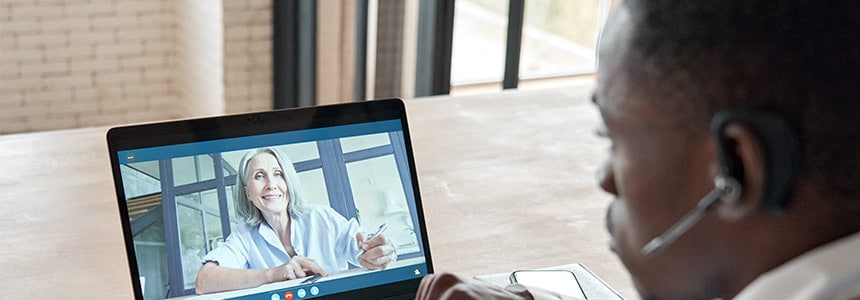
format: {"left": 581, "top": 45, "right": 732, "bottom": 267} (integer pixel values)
{"left": 195, "top": 257, "right": 328, "bottom": 295}
{"left": 195, "top": 261, "right": 277, "bottom": 295}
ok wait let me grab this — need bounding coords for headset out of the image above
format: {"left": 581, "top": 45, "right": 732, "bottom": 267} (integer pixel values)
{"left": 641, "top": 110, "right": 801, "bottom": 256}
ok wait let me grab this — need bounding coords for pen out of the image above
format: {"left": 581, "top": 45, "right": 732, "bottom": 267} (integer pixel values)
{"left": 301, "top": 273, "right": 322, "bottom": 284}
{"left": 357, "top": 223, "right": 388, "bottom": 257}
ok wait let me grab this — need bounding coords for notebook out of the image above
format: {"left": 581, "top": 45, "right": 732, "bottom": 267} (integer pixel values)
{"left": 106, "top": 99, "right": 433, "bottom": 299}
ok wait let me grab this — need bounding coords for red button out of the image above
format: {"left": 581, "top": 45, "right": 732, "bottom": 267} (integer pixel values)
{"left": 284, "top": 291, "right": 294, "bottom": 300}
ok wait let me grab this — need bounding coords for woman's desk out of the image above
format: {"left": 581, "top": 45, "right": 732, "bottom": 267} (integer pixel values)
{"left": 0, "top": 84, "right": 635, "bottom": 298}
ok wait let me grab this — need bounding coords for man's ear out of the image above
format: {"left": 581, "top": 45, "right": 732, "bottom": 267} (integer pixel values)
{"left": 711, "top": 110, "right": 801, "bottom": 217}
{"left": 715, "top": 123, "right": 767, "bottom": 220}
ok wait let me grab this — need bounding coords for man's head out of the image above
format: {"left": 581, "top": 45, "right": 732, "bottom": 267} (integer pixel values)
{"left": 596, "top": 1, "right": 860, "bottom": 299}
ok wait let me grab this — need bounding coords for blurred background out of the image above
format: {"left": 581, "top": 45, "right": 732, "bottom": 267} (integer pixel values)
{"left": 0, "top": 0, "right": 613, "bottom": 135}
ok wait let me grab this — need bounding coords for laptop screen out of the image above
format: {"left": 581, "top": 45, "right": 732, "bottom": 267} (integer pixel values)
{"left": 107, "top": 100, "right": 432, "bottom": 299}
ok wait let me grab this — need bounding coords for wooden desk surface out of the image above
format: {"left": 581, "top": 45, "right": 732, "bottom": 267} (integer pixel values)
{"left": 0, "top": 84, "right": 635, "bottom": 299}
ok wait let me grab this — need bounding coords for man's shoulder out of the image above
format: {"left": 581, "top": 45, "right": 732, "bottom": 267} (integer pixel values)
{"left": 736, "top": 231, "right": 860, "bottom": 299}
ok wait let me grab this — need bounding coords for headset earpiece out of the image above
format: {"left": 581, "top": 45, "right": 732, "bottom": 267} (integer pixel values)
{"left": 714, "top": 175, "right": 742, "bottom": 204}
{"left": 712, "top": 123, "right": 746, "bottom": 184}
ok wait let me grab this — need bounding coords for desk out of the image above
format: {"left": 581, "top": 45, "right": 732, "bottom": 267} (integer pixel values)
{"left": 0, "top": 84, "right": 635, "bottom": 299}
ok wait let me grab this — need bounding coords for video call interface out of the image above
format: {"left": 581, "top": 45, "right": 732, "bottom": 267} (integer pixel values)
{"left": 117, "top": 120, "right": 429, "bottom": 299}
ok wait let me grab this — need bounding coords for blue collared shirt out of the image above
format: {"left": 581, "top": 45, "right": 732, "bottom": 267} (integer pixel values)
{"left": 203, "top": 204, "right": 364, "bottom": 274}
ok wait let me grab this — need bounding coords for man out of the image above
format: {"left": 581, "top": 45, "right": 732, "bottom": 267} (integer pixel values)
{"left": 416, "top": 0, "right": 860, "bottom": 299}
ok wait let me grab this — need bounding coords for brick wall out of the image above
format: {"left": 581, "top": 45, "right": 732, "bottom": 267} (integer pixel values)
{"left": 0, "top": 0, "right": 273, "bottom": 134}
{"left": 316, "top": 0, "right": 356, "bottom": 105}
{"left": 223, "top": 0, "right": 271, "bottom": 114}
{"left": 175, "top": 0, "right": 224, "bottom": 118}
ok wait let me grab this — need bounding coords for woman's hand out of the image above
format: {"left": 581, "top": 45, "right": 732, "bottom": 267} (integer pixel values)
{"left": 273, "top": 256, "right": 328, "bottom": 282}
{"left": 356, "top": 232, "right": 395, "bottom": 270}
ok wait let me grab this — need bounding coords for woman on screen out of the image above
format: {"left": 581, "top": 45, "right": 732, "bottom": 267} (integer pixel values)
{"left": 195, "top": 147, "right": 396, "bottom": 294}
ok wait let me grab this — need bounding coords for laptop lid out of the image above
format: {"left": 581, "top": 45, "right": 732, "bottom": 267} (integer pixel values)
{"left": 107, "top": 99, "right": 432, "bottom": 299}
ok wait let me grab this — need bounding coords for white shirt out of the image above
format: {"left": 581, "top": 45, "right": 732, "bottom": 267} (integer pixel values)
{"left": 735, "top": 231, "right": 860, "bottom": 300}
{"left": 203, "top": 204, "right": 365, "bottom": 274}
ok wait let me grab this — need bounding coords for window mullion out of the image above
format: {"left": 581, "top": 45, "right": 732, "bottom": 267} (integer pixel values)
{"left": 317, "top": 139, "right": 358, "bottom": 220}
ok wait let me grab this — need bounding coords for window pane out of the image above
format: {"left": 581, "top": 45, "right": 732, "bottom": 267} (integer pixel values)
{"left": 225, "top": 185, "right": 238, "bottom": 233}
{"left": 196, "top": 155, "right": 215, "bottom": 182}
{"left": 221, "top": 151, "right": 245, "bottom": 175}
{"left": 172, "top": 156, "right": 197, "bottom": 186}
{"left": 276, "top": 142, "right": 320, "bottom": 162}
{"left": 128, "top": 160, "right": 161, "bottom": 179}
{"left": 451, "top": 0, "right": 509, "bottom": 84}
{"left": 172, "top": 154, "right": 215, "bottom": 186}
{"left": 121, "top": 163, "right": 162, "bottom": 200}
{"left": 133, "top": 215, "right": 167, "bottom": 299}
{"left": 204, "top": 213, "right": 224, "bottom": 252}
{"left": 177, "top": 205, "right": 205, "bottom": 290}
{"left": 346, "top": 155, "right": 419, "bottom": 255}
{"left": 297, "top": 168, "right": 330, "bottom": 207}
{"left": 223, "top": 160, "right": 236, "bottom": 176}
{"left": 201, "top": 189, "right": 220, "bottom": 211}
{"left": 340, "top": 133, "right": 391, "bottom": 153}
{"left": 520, "top": 0, "right": 601, "bottom": 78}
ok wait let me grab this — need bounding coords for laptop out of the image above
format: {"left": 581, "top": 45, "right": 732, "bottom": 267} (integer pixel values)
{"left": 106, "top": 99, "right": 433, "bottom": 299}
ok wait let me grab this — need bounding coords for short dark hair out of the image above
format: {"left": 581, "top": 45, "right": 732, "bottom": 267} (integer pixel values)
{"left": 621, "top": 0, "right": 860, "bottom": 199}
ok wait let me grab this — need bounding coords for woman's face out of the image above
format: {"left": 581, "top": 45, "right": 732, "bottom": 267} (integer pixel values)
{"left": 244, "top": 153, "right": 290, "bottom": 215}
